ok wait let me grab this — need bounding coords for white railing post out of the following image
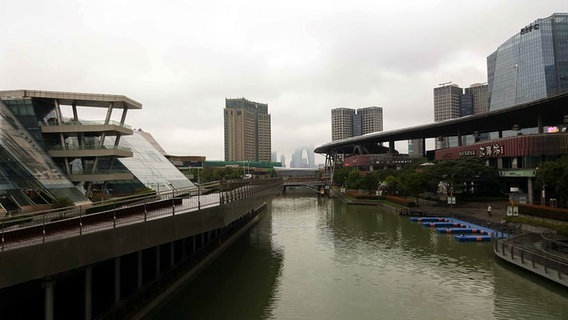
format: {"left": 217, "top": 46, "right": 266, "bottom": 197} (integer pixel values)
{"left": 42, "top": 213, "right": 46, "bottom": 243}
{"left": 172, "top": 188, "right": 175, "bottom": 216}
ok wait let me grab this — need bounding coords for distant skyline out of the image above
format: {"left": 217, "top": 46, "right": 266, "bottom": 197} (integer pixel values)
{"left": 0, "top": 1, "right": 566, "bottom": 162}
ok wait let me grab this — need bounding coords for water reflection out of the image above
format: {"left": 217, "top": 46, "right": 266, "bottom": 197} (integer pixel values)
{"left": 146, "top": 207, "right": 284, "bottom": 320}
{"left": 148, "top": 194, "right": 568, "bottom": 320}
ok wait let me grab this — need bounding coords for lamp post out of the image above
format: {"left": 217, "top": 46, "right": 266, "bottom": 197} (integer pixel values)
{"left": 169, "top": 183, "right": 175, "bottom": 215}
{"left": 197, "top": 166, "right": 201, "bottom": 210}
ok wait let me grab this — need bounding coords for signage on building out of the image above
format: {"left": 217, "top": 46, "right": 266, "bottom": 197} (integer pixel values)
{"left": 479, "top": 144, "right": 503, "bottom": 157}
{"left": 520, "top": 23, "right": 539, "bottom": 35}
{"left": 457, "top": 144, "right": 503, "bottom": 158}
{"left": 498, "top": 169, "right": 536, "bottom": 177}
{"left": 458, "top": 150, "right": 476, "bottom": 157}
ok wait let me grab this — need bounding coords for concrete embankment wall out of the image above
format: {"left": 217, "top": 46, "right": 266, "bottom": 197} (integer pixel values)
{"left": 0, "top": 184, "right": 282, "bottom": 319}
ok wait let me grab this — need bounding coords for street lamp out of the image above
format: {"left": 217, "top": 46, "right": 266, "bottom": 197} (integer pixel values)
{"left": 194, "top": 165, "right": 203, "bottom": 210}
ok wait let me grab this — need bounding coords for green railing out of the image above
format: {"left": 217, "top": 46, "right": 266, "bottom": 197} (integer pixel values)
{"left": 46, "top": 145, "right": 132, "bottom": 152}
{"left": 44, "top": 120, "right": 132, "bottom": 129}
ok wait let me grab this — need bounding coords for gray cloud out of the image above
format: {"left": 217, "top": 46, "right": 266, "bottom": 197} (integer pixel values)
{"left": 0, "top": 0, "right": 565, "bottom": 164}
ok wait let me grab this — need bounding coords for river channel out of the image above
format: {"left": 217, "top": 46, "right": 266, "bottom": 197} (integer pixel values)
{"left": 147, "top": 191, "right": 568, "bottom": 319}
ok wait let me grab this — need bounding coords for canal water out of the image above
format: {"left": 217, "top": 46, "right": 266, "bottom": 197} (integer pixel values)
{"left": 147, "top": 191, "right": 568, "bottom": 319}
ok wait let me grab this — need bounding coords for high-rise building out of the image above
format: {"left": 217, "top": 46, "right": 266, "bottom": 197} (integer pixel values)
{"left": 224, "top": 98, "right": 271, "bottom": 162}
{"left": 408, "top": 139, "right": 424, "bottom": 158}
{"left": 290, "top": 146, "right": 316, "bottom": 168}
{"left": 487, "top": 13, "right": 568, "bottom": 110}
{"left": 434, "top": 83, "right": 490, "bottom": 149}
{"left": 434, "top": 83, "right": 489, "bottom": 122}
{"left": 460, "top": 93, "right": 474, "bottom": 116}
{"left": 331, "top": 106, "right": 383, "bottom": 140}
{"left": 434, "top": 83, "right": 463, "bottom": 122}
{"left": 331, "top": 108, "right": 356, "bottom": 141}
{"left": 358, "top": 106, "right": 384, "bottom": 134}
{"left": 465, "top": 83, "right": 489, "bottom": 114}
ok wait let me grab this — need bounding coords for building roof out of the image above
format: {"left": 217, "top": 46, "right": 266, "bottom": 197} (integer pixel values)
{"left": 0, "top": 89, "right": 142, "bottom": 109}
{"left": 315, "top": 91, "right": 568, "bottom": 154}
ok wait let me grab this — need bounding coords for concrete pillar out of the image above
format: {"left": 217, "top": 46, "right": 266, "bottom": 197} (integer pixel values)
{"left": 388, "top": 141, "right": 395, "bottom": 154}
{"left": 114, "top": 257, "right": 121, "bottom": 303}
{"left": 457, "top": 130, "right": 462, "bottom": 146}
{"left": 138, "top": 251, "right": 143, "bottom": 289}
{"left": 528, "top": 177, "right": 534, "bottom": 204}
{"left": 85, "top": 267, "right": 92, "bottom": 320}
{"left": 43, "top": 279, "right": 55, "bottom": 320}
{"left": 156, "top": 246, "right": 161, "bottom": 278}
{"left": 170, "top": 242, "right": 175, "bottom": 267}
{"left": 537, "top": 114, "right": 544, "bottom": 133}
{"left": 421, "top": 138, "right": 426, "bottom": 157}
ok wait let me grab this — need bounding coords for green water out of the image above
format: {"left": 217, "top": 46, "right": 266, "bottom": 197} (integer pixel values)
{"left": 147, "top": 193, "right": 568, "bottom": 320}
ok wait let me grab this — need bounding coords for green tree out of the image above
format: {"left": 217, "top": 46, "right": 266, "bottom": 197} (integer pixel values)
{"left": 536, "top": 156, "right": 568, "bottom": 206}
{"left": 383, "top": 175, "right": 401, "bottom": 195}
{"left": 345, "top": 170, "right": 362, "bottom": 189}
{"left": 359, "top": 172, "right": 380, "bottom": 194}
{"left": 423, "top": 157, "right": 502, "bottom": 197}
{"left": 333, "top": 166, "right": 352, "bottom": 186}
{"left": 399, "top": 170, "right": 427, "bottom": 204}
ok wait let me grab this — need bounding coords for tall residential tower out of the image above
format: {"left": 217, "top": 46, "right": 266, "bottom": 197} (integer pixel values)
{"left": 331, "top": 106, "right": 383, "bottom": 141}
{"left": 433, "top": 83, "right": 463, "bottom": 122}
{"left": 224, "top": 98, "right": 271, "bottom": 162}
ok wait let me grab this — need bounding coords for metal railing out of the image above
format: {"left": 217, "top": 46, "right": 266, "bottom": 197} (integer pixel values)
{"left": 46, "top": 145, "right": 132, "bottom": 152}
{"left": 0, "top": 178, "right": 282, "bottom": 252}
{"left": 494, "top": 233, "right": 568, "bottom": 286}
{"left": 43, "top": 120, "right": 132, "bottom": 129}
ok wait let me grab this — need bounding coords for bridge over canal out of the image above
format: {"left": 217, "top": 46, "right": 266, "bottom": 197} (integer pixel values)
{"left": 274, "top": 167, "right": 330, "bottom": 194}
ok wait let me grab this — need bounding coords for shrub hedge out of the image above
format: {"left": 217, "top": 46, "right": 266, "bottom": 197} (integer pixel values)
{"left": 384, "top": 195, "right": 417, "bottom": 207}
{"left": 518, "top": 204, "right": 568, "bottom": 222}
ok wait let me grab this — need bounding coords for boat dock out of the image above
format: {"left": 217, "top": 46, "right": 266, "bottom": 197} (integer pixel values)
{"left": 410, "top": 216, "right": 507, "bottom": 242}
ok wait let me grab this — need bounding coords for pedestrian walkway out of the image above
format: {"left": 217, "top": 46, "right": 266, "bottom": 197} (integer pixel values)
{"left": 416, "top": 200, "right": 561, "bottom": 234}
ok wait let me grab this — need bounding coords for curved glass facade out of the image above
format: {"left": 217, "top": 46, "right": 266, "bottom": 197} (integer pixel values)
{"left": 488, "top": 13, "right": 568, "bottom": 110}
{"left": 106, "top": 131, "right": 195, "bottom": 192}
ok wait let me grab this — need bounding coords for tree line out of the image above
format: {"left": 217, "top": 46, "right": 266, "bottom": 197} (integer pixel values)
{"left": 334, "top": 157, "right": 503, "bottom": 202}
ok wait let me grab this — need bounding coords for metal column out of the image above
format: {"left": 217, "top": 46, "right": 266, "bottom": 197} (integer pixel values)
{"left": 43, "top": 279, "right": 55, "bottom": 320}
{"left": 156, "top": 246, "right": 161, "bottom": 278}
{"left": 138, "top": 251, "right": 143, "bottom": 289}
{"left": 114, "top": 257, "right": 121, "bottom": 303}
{"left": 85, "top": 267, "right": 92, "bottom": 320}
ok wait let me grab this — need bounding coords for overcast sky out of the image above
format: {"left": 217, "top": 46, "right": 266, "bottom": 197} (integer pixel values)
{"left": 1, "top": 1, "right": 566, "bottom": 164}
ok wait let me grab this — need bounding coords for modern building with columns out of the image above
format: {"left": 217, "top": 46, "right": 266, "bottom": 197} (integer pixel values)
{"left": 0, "top": 90, "right": 193, "bottom": 213}
{"left": 316, "top": 92, "right": 568, "bottom": 205}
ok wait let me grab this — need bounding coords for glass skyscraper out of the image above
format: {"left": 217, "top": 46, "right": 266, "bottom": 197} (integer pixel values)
{"left": 487, "top": 13, "right": 568, "bottom": 110}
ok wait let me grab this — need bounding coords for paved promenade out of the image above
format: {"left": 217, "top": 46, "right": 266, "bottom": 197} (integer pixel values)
{"left": 414, "top": 200, "right": 557, "bottom": 234}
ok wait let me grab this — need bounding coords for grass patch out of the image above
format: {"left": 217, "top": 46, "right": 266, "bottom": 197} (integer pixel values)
{"left": 505, "top": 215, "right": 568, "bottom": 237}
